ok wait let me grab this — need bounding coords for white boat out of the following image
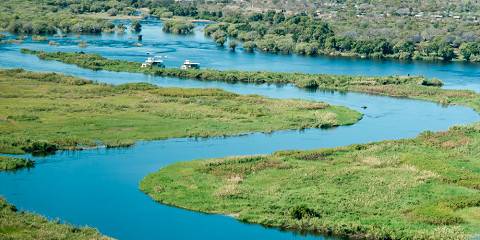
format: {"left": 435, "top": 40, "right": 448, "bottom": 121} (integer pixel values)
{"left": 141, "top": 56, "right": 165, "bottom": 68}
{"left": 180, "top": 60, "right": 200, "bottom": 70}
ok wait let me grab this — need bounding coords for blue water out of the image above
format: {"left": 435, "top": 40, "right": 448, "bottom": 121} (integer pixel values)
{"left": 2, "top": 18, "right": 480, "bottom": 92}
{"left": 1, "top": 19, "right": 480, "bottom": 240}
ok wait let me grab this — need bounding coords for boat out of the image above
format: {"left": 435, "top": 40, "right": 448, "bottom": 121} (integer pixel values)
{"left": 141, "top": 56, "right": 165, "bottom": 68}
{"left": 180, "top": 60, "right": 200, "bottom": 70}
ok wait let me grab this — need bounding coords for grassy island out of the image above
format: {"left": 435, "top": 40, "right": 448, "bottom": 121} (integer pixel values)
{"left": 141, "top": 123, "right": 480, "bottom": 239}
{"left": 0, "top": 69, "right": 361, "bottom": 154}
{"left": 0, "top": 198, "right": 109, "bottom": 240}
{"left": 22, "top": 49, "right": 480, "bottom": 112}
{"left": 0, "top": 156, "right": 34, "bottom": 171}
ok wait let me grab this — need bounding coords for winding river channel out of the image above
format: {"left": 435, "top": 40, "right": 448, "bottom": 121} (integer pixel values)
{"left": 1, "top": 19, "right": 480, "bottom": 240}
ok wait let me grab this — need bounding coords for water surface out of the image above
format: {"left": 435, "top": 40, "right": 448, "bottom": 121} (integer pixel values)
{"left": 1, "top": 19, "right": 480, "bottom": 240}
{"left": 1, "top": 18, "right": 480, "bottom": 91}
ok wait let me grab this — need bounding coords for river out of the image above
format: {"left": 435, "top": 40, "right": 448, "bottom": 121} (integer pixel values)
{"left": 0, "top": 19, "right": 479, "bottom": 240}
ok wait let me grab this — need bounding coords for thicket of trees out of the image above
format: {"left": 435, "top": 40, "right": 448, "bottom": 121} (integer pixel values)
{"left": 2, "top": 0, "right": 480, "bottom": 62}
{"left": 0, "top": 0, "right": 122, "bottom": 34}
{"left": 162, "top": 20, "right": 194, "bottom": 34}
{"left": 202, "top": 10, "right": 480, "bottom": 62}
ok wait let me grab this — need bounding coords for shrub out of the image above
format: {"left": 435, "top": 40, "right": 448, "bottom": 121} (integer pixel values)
{"left": 21, "top": 141, "right": 58, "bottom": 155}
{"left": 162, "top": 20, "right": 194, "bottom": 35}
{"left": 289, "top": 205, "right": 321, "bottom": 220}
{"left": 420, "top": 78, "right": 443, "bottom": 87}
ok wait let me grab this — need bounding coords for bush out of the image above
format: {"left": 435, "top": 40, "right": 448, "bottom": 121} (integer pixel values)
{"left": 420, "top": 78, "right": 443, "bottom": 87}
{"left": 289, "top": 205, "right": 321, "bottom": 220}
{"left": 242, "top": 41, "right": 256, "bottom": 52}
{"left": 229, "top": 40, "right": 238, "bottom": 51}
{"left": 162, "top": 20, "right": 194, "bottom": 35}
{"left": 107, "top": 8, "right": 118, "bottom": 16}
{"left": 21, "top": 141, "right": 58, "bottom": 155}
{"left": 131, "top": 20, "right": 141, "bottom": 32}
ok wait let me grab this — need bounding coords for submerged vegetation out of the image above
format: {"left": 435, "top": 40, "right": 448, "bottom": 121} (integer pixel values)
{"left": 0, "top": 198, "right": 109, "bottom": 240}
{"left": 141, "top": 123, "right": 480, "bottom": 239}
{"left": 22, "top": 49, "right": 480, "bottom": 113}
{"left": 0, "top": 156, "right": 34, "bottom": 171}
{"left": 0, "top": 68, "right": 361, "bottom": 154}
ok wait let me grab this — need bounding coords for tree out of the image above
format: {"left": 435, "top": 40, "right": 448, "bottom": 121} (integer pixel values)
{"left": 242, "top": 41, "right": 255, "bottom": 52}
{"left": 459, "top": 42, "right": 479, "bottom": 61}
{"left": 131, "top": 20, "right": 141, "bottom": 32}
{"left": 438, "top": 43, "right": 454, "bottom": 60}
{"left": 229, "top": 40, "right": 238, "bottom": 51}
{"left": 163, "top": 20, "right": 194, "bottom": 34}
{"left": 373, "top": 39, "right": 393, "bottom": 55}
{"left": 215, "top": 37, "right": 226, "bottom": 46}
{"left": 107, "top": 8, "right": 118, "bottom": 16}
{"left": 324, "top": 36, "right": 337, "bottom": 51}
{"left": 393, "top": 40, "right": 415, "bottom": 54}
{"left": 336, "top": 36, "right": 355, "bottom": 51}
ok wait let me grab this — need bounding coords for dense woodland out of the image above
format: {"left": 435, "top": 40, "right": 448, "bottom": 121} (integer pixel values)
{"left": 1, "top": 0, "right": 480, "bottom": 62}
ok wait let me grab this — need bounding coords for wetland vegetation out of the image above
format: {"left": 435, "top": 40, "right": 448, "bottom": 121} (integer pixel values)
{"left": 162, "top": 20, "right": 194, "bottom": 35}
{"left": 0, "top": 0, "right": 121, "bottom": 35}
{"left": 0, "top": 68, "right": 361, "bottom": 154}
{"left": 0, "top": 156, "right": 33, "bottom": 171}
{"left": 2, "top": 0, "right": 480, "bottom": 62}
{"left": 0, "top": 198, "right": 109, "bottom": 240}
{"left": 141, "top": 123, "right": 480, "bottom": 239}
{"left": 22, "top": 49, "right": 480, "bottom": 113}
{"left": 1, "top": 1, "right": 480, "bottom": 238}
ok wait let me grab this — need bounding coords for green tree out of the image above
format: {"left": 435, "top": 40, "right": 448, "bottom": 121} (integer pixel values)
{"left": 131, "top": 20, "right": 141, "bottom": 32}
{"left": 242, "top": 41, "right": 255, "bottom": 52}
{"left": 438, "top": 44, "right": 454, "bottom": 60}
{"left": 229, "top": 40, "right": 238, "bottom": 51}
{"left": 459, "top": 42, "right": 479, "bottom": 61}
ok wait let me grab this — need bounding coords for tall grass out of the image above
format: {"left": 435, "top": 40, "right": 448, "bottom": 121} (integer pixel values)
{"left": 0, "top": 197, "right": 110, "bottom": 240}
{"left": 0, "top": 69, "right": 361, "bottom": 154}
{"left": 0, "top": 156, "right": 34, "bottom": 171}
{"left": 21, "top": 49, "right": 443, "bottom": 89}
{"left": 141, "top": 123, "right": 480, "bottom": 239}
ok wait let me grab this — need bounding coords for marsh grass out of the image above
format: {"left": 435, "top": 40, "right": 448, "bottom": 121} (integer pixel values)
{"left": 0, "top": 69, "right": 361, "bottom": 154}
{"left": 0, "top": 198, "right": 110, "bottom": 240}
{"left": 0, "top": 156, "right": 34, "bottom": 171}
{"left": 22, "top": 50, "right": 480, "bottom": 112}
{"left": 141, "top": 124, "right": 480, "bottom": 239}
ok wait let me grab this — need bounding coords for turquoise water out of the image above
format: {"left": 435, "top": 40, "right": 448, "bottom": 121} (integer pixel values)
{"left": 2, "top": 18, "right": 480, "bottom": 92}
{"left": 0, "top": 19, "right": 480, "bottom": 240}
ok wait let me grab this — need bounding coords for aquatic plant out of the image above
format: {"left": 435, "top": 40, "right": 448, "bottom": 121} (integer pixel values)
{"left": 0, "top": 156, "right": 34, "bottom": 171}
{"left": 0, "top": 69, "right": 361, "bottom": 154}
{"left": 162, "top": 20, "right": 194, "bottom": 35}
{"left": 23, "top": 50, "right": 480, "bottom": 114}
{"left": 141, "top": 123, "right": 480, "bottom": 239}
{"left": 0, "top": 197, "right": 110, "bottom": 239}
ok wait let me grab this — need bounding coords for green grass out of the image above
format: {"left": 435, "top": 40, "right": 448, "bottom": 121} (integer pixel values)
{"left": 22, "top": 49, "right": 480, "bottom": 112}
{"left": 0, "top": 156, "right": 34, "bottom": 171}
{"left": 0, "top": 198, "right": 110, "bottom": 240}
{"left": 140, "top": 124, "right": 480, "bottom": 239}
{"left": 0, "top": 69, "right": 361, "bottom": 154}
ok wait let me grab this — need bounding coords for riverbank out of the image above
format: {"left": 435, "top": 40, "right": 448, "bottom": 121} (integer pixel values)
{"left": 21, "top": 49, "right": 480, "bottom": 113}
{"left": 0, "top": 198, "right": 110, "bottom": 240}
{"left": 0, "top": 69, "right": 361, "bottom": 154}
{"left": 141, "top": 123, "right": 480, "bottom": 239}
{"left": 0, "top": 156, "right": 33, "bottom": 171}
